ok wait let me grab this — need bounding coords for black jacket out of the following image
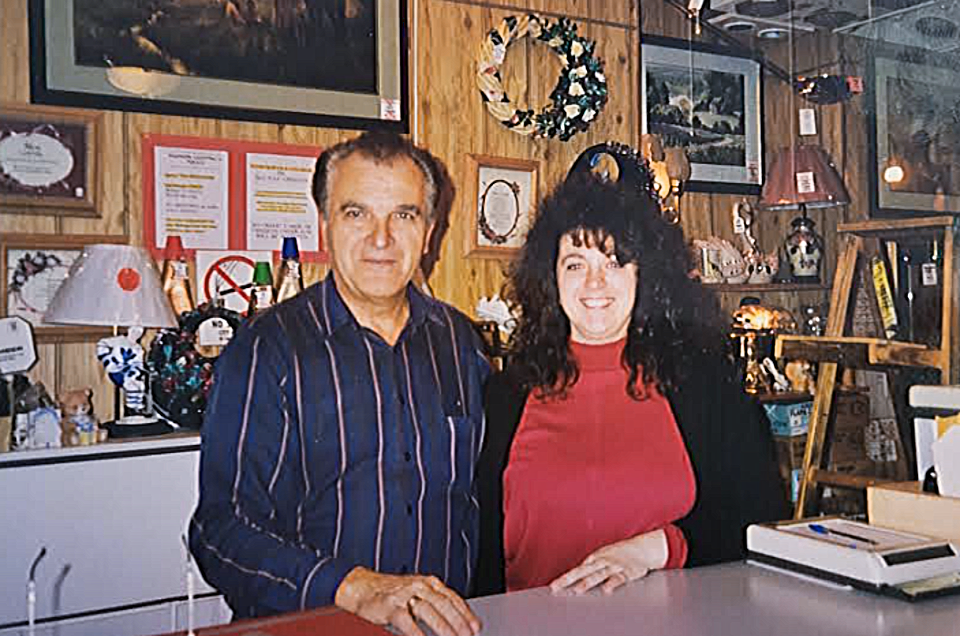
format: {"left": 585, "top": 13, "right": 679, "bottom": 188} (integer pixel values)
{"left": 473, "top": 353, "right": 789, "bottom": 596}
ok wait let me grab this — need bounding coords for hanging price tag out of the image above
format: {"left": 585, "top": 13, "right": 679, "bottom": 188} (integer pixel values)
{"left": 796, "top": 171, "right": 816, "bottom": 194}
{"left": 922, "top": 262, "right": 938, "bottom": 286}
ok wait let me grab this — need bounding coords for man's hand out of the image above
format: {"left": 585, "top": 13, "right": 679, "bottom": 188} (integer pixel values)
{"left": 335, "top": 567, "right": 481, "bottom": 636}
{"left": 549, "top": 529, "right": 669, "bottom": 596}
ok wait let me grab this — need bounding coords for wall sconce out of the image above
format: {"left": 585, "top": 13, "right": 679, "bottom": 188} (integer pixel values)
{"left": 642, "top": 134, "right": 691, "bottom": 224}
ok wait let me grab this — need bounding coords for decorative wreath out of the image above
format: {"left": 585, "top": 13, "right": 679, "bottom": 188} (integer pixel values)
{"left": 9, "top": 251, "right": 63, "bottom": 295}
{"left": 477, "top": 14, "right": 608, "bottom": 141}
{"left": 147, "top": 303, "right": 243, "bottom": 429}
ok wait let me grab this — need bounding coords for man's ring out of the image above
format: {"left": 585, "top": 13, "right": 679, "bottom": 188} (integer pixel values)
{"left": 407, "top": 597, "right": 419, "bottom": 613}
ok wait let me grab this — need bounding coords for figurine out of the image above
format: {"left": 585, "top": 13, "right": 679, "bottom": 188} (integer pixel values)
{"left": 97, "top": 328, "right": 150, "bottom": 418}
{"left": 785, "top": 360, "right": 816, "bottom": 394}
{"left": 746, "top": 251, "right": 779, "bottom": 284}
{"left": 693, "top": 237, "right": 748, "bottom": 284}
{"left": 58, "top": 387, "right": 105, "bottom": 446}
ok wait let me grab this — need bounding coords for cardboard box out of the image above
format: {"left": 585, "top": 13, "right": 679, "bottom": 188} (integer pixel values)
{"left": 763, "top": 399, "right": 811, "bottom": 437}
{"left": 867, "top": 481, "right": 960, "bottom": 545}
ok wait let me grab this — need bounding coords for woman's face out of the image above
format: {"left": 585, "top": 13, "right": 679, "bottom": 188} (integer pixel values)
{"left": 556, "top": 233, "right": 638, "bottom": 345}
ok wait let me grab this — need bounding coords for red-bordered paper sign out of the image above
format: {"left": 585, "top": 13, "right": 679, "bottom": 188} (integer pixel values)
{"left": 142, "top": 134, "right": 326, "bottom": 262}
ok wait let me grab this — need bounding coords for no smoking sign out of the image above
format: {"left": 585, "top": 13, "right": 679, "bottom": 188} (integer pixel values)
{"left": 196, "top": 251, "right": 272, "bottom": 314}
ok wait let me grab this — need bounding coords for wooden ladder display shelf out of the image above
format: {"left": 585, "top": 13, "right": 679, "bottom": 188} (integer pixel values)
{"left": 775, "top": 217, "right": 958, "bottom": 518}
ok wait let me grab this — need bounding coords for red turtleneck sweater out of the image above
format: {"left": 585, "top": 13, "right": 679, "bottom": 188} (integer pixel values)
{"left": 502, "top": 339, "right": 697, "bottom": 591}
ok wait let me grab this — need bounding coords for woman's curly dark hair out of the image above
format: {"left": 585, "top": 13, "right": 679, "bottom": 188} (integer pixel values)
{"left": 505, "top": 172, "right": 726, "bottom": 400}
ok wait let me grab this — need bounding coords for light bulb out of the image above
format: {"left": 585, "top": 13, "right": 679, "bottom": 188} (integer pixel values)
{"left": 883, "top": 165, "right": 905, "bottom": 184}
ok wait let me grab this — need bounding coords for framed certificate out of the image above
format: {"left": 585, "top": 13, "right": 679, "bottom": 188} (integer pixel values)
{"left": 465, "top": 155, "right": 539, "bottom": 259}
{"left": 1, "top": 234, "right": 126, "bottom": 342}
{"left": 0, "top": 103, "right": 101, "bottom": 216}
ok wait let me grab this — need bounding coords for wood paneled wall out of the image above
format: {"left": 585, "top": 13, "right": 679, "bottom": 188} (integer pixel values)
{"left": 1, "top": 0, "right": 869, "bottom": 416}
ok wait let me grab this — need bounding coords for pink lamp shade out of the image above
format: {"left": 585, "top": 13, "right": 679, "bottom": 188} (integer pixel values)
{"left": 43, "top": 244, "right": 176, "bottom": 329}
{"left": 759, "top": 146, "right": 850, "bottom": 210}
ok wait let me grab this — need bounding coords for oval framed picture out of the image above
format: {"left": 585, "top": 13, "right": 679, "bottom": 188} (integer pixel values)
{"left": 465, "top": 154, "right": 539, "bottom": 259}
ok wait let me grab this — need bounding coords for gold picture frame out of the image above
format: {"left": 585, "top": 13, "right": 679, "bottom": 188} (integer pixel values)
{"left": 0, "top": 103, "right": 102, "bottom": 216}
{"left": 1, "top": 234, "right": 126, "bottom": 342}
{"left": 464, "top": 154, "right": 539, "bottom": 259}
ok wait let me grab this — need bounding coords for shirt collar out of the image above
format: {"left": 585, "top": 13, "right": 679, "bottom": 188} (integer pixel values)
{"left": 317, "top": 273, "right": 445, "bottom": 337}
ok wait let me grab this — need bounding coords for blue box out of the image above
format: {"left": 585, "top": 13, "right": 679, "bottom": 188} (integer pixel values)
{"left": 764, "top": 400, "right": 812, "bottom": 437}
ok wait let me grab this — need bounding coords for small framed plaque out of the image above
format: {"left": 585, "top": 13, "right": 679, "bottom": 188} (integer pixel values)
{"left": 0, "top": 103, "right": 101, "bottom": 216}
{"left": 465, "top": 155, "right": 539, "bottom": 259}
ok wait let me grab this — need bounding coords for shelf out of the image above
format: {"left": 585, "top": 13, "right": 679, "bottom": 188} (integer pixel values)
{"left": 706, "top": 283, "right": 832, "bottom": 293}
{"left": 775, "top": 335, "right": 942, "bottom": 370}
{"left": 839, "top": 217, "right": 956, "bottom": 239}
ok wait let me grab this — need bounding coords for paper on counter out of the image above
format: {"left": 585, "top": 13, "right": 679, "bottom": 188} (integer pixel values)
{"left": 933, "top": 426, "right": 960, "bottom": 497}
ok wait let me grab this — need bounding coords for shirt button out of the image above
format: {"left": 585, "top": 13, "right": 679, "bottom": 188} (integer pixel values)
{"left": 404, "top": 451, "right": 412, "bottom": 462}
{"left": 406, "top": 503, "right": 413, "bottom": 515}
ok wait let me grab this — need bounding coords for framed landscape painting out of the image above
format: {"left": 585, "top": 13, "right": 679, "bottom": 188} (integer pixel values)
{"left": 869, "top": 48, "right": 960, "bottom": 216}
{"left": 641, "top": 35, "right": 763, "bottom": 194}
{"left": 29, "top": 0, "right": 408, "bottom": 130}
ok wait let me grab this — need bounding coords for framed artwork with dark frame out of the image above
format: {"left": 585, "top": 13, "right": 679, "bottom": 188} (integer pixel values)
{"left": 868, "top": 48, "right": 960, "bottom": 216}
{"left": 641, "top": 35, "right": 763, "bottom": 194}
{"left": 1, "top": 234, "right": 126, "bottom": 343}
{"left": 28, "top": 0, "right": 408, "bottom": 131}
{"left": 0, "top": 103, "right": 101, "bottom": 216}
{"left": 465, "top": 155, "right": 539, "bottom": 259}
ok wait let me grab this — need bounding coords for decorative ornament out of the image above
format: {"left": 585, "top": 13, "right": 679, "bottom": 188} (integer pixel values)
{"left": 477, "top": 14, "right": 608, "bottom": 141}
{"left": 147, "top": 303, "right": 243, "bottom": 429}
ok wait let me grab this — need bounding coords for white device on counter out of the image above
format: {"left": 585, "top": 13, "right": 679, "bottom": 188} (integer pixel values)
{"left": 747, "top": 517, "right": 960, "bottom": 600}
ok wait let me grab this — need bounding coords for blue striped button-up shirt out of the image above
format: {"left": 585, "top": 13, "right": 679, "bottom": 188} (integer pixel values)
{"left": 189, "top": 275, "right": 490, "bottom": 618}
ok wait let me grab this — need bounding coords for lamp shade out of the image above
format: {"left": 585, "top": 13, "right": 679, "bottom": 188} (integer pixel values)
{"left": 759, "top": 146, "right": 850, "bottom": 210}
{"left": 44, "top": 244, "right": 176, "bottom": 328}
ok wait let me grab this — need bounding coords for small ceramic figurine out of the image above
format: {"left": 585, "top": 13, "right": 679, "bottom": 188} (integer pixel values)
{"left": 746, "top": 251, "right": 779, "bottom": 284}
{"left": 58, "top": 387, "right": 105, "bottom": 446}
{"left": 785, "top": 359, "right": 816, "bottom": 394}
{"left": 97, "top": 328, "right": 149, "bottom": 418}
{"left": 693, "top": 237, "right": 748, "bottom": 284}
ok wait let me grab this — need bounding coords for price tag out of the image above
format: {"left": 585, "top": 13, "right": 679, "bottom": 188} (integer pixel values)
{"left": 0, "top": 317, "right": 37, "bottom": 374}
{"left": 198, "top": 317, "right": 234, "bottom": 348}
{"left": 922, "top": 262, "right": 938, "bottom": 286}
{"left": 799, "top": 109, "right": 817, "bottom": 136}
{"left": 732, "top": 208, "right": 746, "bottom": 234}
{"left": 796, "top": 171, "right": 816, "bottom": 194}
{"left": 380, "top": 99, "right": 401, "bottom": 121}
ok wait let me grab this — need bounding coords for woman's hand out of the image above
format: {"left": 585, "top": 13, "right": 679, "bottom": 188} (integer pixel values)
{"left": 549, "top": 529, "right": 669, "bottom": 595}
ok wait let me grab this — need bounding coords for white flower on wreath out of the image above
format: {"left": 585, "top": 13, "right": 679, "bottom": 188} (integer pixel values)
{"left": 492, "top": 43, "right": 506, "bottom": 65}
{"left": 596, "top": 71, "right": 606, "bottom": 83}
{"left": 568, "top": 82, "right": 585, "bottom": 97}
{"left": 560, "top": 55, "right": 569, "bottom": 67}
{"left": 548, "top": 36, "right": 563, "bottom": 48}
{"left": 564, "top": 103, "right": 581, "bottom": 118}
{"left": 583, "top": 108, "right": 597, "bottom": 122}
{"left": 573, "top": 66, "right": 587, "bottom": 78}
{"left": 571, "top": 41, "right": 584, "bottom": 57}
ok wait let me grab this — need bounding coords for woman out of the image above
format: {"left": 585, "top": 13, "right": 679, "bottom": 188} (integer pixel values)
{"left": 474, "top": 167, "right": 788, "bottom": 597}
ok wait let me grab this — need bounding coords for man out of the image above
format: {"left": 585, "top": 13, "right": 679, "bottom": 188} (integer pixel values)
{"left": 190, "top": 132, "right": 487, "bottom": 636}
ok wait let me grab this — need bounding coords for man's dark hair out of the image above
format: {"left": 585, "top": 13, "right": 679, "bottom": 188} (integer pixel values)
{"left": 505, "top": 172, "right": 725, "bottom": 400}
{"left": 312, "top": 131, "right": 439, "bottom": 223}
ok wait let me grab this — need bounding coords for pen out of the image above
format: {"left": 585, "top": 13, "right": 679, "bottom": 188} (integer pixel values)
{"left": 808, "top": 523, "right": 879, "bottom": 545}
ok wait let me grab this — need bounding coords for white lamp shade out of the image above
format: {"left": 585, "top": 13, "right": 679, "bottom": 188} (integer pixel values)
{"left": 44, "top": 244, "right": 176, "bottom": 328}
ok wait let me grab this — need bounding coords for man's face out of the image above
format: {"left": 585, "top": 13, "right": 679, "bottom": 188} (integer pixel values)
{"left": 322, "top": 153, "right": 434, "bottom": 311}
